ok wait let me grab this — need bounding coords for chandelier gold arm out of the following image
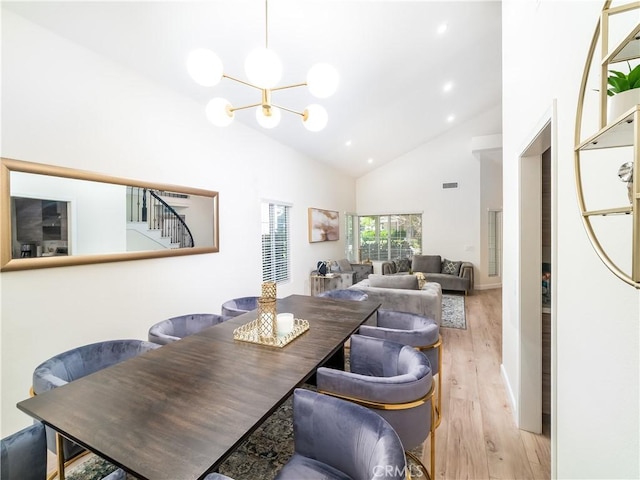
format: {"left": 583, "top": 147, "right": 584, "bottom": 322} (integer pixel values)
{"left": 228, "top": 102, "right": 261, "bottom": 113}
{"left": 271, "top": 82, "right": 307, "bottom": 92}
{"left": 272, "top": 103, "right": 306, "bottom": 118}
{"left": 222, "top": 74, "right": 263, "bottom": 90}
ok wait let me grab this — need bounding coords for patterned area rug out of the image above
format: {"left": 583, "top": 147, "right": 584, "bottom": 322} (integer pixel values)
{"left": 442, "top": 293, "right": 466, "bottom": 329}
{"left": 65, "top": 396, "right": 295, "bottom": 480}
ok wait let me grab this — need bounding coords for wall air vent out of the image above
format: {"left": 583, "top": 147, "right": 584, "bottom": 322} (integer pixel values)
{"left": 442, "top": 182, "right": 458, "bottom": 189}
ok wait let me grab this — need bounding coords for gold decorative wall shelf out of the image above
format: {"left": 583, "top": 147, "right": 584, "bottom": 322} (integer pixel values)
{"left": 574, "top": 1, "right": 640, "bottom": 288}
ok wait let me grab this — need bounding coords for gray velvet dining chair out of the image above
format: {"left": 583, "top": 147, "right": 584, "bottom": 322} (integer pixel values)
{"left": 0, "top": 421, "right": 46, "bottom": 480}
{"left": 31, "top": 339, "right": 160, "bottom": 475}
{"left": 0, "top": 421, "right": 128, "bottom": 480}
{"left": 317, "top": 334, "right": 436, "bottom": 480}
{"left": 274, "top": 388, "right": 406, "bottom": 480}
{"left": 316, "top": 289, "right": 369, "bottom": 301}
{"left": 358, "top": 309, "right": 443, "bottom": 427}
{"left": 148, "top": 313, "right": 229, "bottom": 345}
{"left": 220, "top": 296, "right": 260, "bottom": 317}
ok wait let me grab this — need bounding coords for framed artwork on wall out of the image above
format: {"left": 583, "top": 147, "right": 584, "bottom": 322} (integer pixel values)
{"left": 308, "top": 208, "right": 339, "bottom": 242}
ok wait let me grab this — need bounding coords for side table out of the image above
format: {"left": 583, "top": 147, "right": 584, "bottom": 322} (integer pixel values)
{"left": 310, "top": 274, "right": 344, "bottom": 296}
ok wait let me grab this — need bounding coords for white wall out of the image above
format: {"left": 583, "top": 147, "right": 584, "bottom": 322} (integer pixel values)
{"left": 502, "top": 1, "right": 639, "bottom": 478}
{"left": 0, "top": 10, "right": 355, "bottom": 435}
{"left": 356, "top": 106, "right": 502, "bottom": 288}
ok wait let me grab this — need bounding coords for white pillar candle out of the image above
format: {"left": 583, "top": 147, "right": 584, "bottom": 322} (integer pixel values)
{"left": 277, "top": 313, "right": 295, "bottom": 335}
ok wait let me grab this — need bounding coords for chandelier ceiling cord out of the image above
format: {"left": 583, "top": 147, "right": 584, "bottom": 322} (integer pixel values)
{"left": 187, "top": 0, "right": 339, "bottom": 131}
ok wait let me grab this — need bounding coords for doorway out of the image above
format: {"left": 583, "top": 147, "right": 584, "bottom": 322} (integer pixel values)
{"left": 518, "top": 104, "right": 555, "bottom": 436}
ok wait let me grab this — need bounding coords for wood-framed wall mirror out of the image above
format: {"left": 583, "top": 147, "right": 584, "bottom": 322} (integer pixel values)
{"left": 1, "top": 157, "right": 219, "bottom": 272}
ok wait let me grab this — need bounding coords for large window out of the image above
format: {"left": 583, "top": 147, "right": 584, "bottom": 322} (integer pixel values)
{"left": 358, "top": 214, "right": 422, "bottom": 261}
{"left": 261, "top": 202, "right": 290, "bottom": 283}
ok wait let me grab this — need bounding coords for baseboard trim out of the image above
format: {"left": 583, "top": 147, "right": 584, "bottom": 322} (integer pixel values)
{"left": 500, "top": 363, "right": 518, "bottom": 425}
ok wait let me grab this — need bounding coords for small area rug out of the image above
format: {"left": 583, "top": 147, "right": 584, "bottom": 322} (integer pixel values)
{"left": 441, "top": 293, "right": 466, "bottom": 329}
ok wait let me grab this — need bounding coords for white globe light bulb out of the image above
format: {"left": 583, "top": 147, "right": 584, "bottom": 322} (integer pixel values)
{"left": 255, "top": 106, "right": 281, "bottom": 129}
{"left": 205, "top": 97, "right": 234, "bottom": 127}
{"left": 307, "top": 63, "right": 339, "bottom": 98}
{"left": 186, "top": 48, "right": 224, "bottom": 87}
{"left": 303, "top": 104, "right": 328, "bottom": 132}
{"left": 245, "top": 47, "right": 282, "bottom": 88}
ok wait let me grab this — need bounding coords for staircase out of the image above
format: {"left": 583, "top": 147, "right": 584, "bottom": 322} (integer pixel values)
{"left": 126, "top": 187, "right": 194, "bottom": 250}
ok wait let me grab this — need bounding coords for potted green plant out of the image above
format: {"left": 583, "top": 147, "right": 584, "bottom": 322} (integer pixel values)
{"left": 607, "top": 62, "right": 640, "bottom": 122}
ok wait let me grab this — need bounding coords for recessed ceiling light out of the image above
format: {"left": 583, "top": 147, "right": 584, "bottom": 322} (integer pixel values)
{"left": 437, "top": 23, "right": 448, "bottom": 35}
{"left": 447, "top": 115, "right": 455, "bottom": 123}
{"left": 345, "top": 140, "right": 352, "bottom": 147}
{"left": 443, "top": 81, "right": 453, "bottom": 92}
{"left": 367, "top": 158, "right": 374, "bottom": 164}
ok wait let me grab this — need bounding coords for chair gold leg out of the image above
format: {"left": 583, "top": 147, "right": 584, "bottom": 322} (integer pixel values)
{"left": 431, "top": 400, "right": 436, "bottom": 480}
{"left": 435, "top": 340, "right": 443, "bottom": 428}
{"left": 422, "top": 338, "right": 443, "bottom": 429}
{"left": 406, "top": 450, "right": 431, "bottom": 480}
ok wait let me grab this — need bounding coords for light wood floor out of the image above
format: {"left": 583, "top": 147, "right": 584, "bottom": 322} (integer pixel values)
{"left": 421, "top": 288, "right": 551, "bottom": 479}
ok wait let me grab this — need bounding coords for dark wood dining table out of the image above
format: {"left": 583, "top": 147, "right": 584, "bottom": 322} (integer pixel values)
{"left": 17, "top": 294, "right": 380, "bottom": 480}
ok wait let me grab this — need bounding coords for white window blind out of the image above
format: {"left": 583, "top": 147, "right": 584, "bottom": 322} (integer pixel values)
{"left": 261, "top": 202, "right": 290, "bottom": 283}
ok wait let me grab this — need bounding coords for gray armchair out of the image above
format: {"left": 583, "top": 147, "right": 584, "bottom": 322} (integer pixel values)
{"left": 32, "top": 339, "right": 160, "bottom": 470}
{"left": 274, "top": 388, "right": 406, "bottom": 480}
{"left": 317, "top": 334, "right": 436, "bottom": 479}
{"left": 148, "top": 313, "right": 229, "bottom": 345}
{"left": 311, "top": 259, "right": 374, "bottom": 290}
{"left": 0, "top": 420, "right": 126, "bottom": 480}
{"left": 220, "top": 296, "right": 259, "bottom": 318}
{"left": 0, "top": 421, "right": 46, "bottom": 480}
{"left": 358, "top": 309, "right": 443, "bottom": 427}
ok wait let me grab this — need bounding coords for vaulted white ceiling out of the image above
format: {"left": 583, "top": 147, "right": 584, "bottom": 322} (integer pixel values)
{"left": 3, "top": 1, "right": 502, "bottom": 177}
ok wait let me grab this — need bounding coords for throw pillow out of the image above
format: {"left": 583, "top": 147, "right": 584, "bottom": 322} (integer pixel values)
{"left": 382, "top": 261, "right": 397, "bottom": 274}
{"left": 441, "top": 258, "right": 462, "bottom": 276}
{"left": 395, "top": 258, "right": 411, "bottom": 272}
{"left": 411, "top": 255, "right": 441, "bottom": 274}
{"left": 337, "top": 258, "right": 352, "bottom": 272}
{"left": 368, "top": 274, "right": 419, "bottom": 290}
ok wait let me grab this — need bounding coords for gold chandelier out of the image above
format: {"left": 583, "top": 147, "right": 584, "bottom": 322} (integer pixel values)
{"left": 186, "top": 0, "right": 338, "bottom": 131}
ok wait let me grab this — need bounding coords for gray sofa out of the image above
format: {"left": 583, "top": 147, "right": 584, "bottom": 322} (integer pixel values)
{"left": 382, "top": 254, "right": 473, "bottom": 294}
{"left": 349, "top": 274, "right": 442, "bottom": 327}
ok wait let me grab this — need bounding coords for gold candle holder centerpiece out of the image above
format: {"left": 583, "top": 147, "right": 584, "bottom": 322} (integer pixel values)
{"left": 233, "top": 280, "right": 310, "bottom": 347}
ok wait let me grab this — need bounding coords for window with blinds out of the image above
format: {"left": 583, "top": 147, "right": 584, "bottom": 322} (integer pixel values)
{"left": 261, "top": 202, "right": 290, "bottom": 284}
